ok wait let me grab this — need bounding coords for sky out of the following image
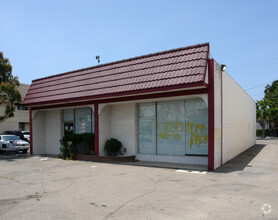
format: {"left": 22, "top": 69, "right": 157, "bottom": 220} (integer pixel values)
{"left": 1, "top": 0, "right": 278, "bottom": 101}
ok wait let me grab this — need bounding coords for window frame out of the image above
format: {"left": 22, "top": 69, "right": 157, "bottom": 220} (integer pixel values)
{"left": 138, "top": 98, "right": 208, "bottom": 156}
{"left": 63, "top": 107, "right": 94, "bottom": 135}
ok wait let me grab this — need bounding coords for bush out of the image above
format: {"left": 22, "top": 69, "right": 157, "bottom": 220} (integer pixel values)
{"left": 60, "top": 133, "right": 95, "bottom": 159}
{"left": 256, "top": 129, "right": 278, "bottom": 137}
{"left": 104, "top": 138, "right": 122, "bottom": 157}
{"left": 60, "top": 141, "right": 74, "bottom": 160}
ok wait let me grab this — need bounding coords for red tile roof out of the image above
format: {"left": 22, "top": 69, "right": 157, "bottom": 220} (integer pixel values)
{"left": 23, "top": 43, "right": 209, "bottom": 106}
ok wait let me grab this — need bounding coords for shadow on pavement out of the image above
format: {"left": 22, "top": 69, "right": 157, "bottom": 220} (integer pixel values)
{"left": 215, "top": 144, "right": 266, "bottom": 173}
{"left": 0, "top": 153, "right": 32, "bottom": 161}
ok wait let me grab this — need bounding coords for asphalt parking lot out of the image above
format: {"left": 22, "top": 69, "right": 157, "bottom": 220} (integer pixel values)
{"left": 0, "top": 140, "right": 277, "bottom": 220}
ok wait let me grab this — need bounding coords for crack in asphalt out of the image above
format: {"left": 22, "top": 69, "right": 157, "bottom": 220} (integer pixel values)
{"left": 104, "top": 177, "right": 163, "bottom": 220}
{"left": 41, "top": 176, "right": 76, "bottom": 195}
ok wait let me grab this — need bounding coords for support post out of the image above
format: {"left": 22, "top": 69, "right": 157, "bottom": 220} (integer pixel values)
{"left": 208, "top": 59, "right": 215, "bottom": 170}
{"left": 29, "top": 108, "right": 33, "bottom": 155}
{"left": 94, "top": 103, "right": 99, "bottom": 156}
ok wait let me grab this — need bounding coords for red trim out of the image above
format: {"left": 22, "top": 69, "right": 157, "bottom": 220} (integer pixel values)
{"left": 208, "top": 59, "right": 215, "bottom": 170}
{"left": 221, "top": 69, "right": 223, "bottom": 165}
{"left": 94, "top": 103, "right": 99, "bottom": 156}
{"left": 202, "top": 45, "right": 209, "bottom": 82}
{"left": 32, "top": 88, "right": 208, "bottom": 110}
{"left": 24, "top": 82, "right": 208, "bottom": 107}
{"left": 29, "top": 108, "right": 33, "bottom": 155}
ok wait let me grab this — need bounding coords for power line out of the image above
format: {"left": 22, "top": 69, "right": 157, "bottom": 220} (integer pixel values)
{"left": 229, "top": 58, "right": 278, "bottom": 70}
{"left": 246, "top": 79, "right": 277, "bottom": 91}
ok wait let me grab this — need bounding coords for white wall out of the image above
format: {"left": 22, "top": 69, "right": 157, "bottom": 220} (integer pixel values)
{"left": 222, "top": 72, "right": 256, "bottom": 163}
{"left": 45, "top": 110, "right": 62, "bottom": 155}
{"left": 32, "top": 111, "right": 45, "bottom": 154}
{"left": 32, "top": 109, "right": 62, "bottom": 155}
{"left": 99, "top": 104, "right": 111, "bottom": 156}
{"left": 213, "top": 61, "right": 222, "bottom": 169}
{"left": 110, "top": 103, "right": 137, "bottom": 156}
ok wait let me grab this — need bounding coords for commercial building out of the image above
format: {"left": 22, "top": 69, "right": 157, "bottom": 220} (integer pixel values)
{"left": 0, "top": 83, "right": 30, "bottom": 133}
{"left": 23, "top": 43, "right": 256, "bottom": 170}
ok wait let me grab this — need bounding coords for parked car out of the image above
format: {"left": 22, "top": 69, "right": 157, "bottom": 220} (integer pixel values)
{"left": 1, "top": 131, "right": 27, "bottom": 141}
{"left": 22, "top": 131, "right": 30, "bottom": 142}
{"left": 0, "top": 135, "right": 30, "bottom": 154}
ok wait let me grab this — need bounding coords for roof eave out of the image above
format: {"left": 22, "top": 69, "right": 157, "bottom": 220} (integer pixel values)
{"left": 23, "top": 82, "right": 208, "bottom": 108}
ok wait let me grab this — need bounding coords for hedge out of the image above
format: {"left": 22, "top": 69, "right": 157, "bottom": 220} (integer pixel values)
{"left": 60, "top": 133, "right": 95, "bottom": 159}
{"left": 256, "top": 129, "right": 278, "bottom": 137}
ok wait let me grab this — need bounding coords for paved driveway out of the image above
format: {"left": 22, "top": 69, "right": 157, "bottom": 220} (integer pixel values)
{"left": 0, "top": 140, "right": 277, "bottom": 220}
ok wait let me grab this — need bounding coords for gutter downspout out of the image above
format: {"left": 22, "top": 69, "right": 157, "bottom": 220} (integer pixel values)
{"left": 94, "top": 103, "right": 99, "bottom": 156}
{"left": 29, "top": 108, "right": 33, "bottom": 155}
{"left": 221, "top": 70, "right": 223, "bottom": 165}
{"left": 208, "top": 59, "right": 215, "bottom": 170}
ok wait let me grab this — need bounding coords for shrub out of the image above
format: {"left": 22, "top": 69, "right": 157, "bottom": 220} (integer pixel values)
{"left": 104, "top": 138, "right": 122, "bottom": 157}
{"left": 256, "top": 129, "right": 278, "bottom": 137}
{"left": 60, "top": 140, "right": 74, "bottom": 160}
{"left": 60, "top": 133, "right": 95, "bottom": 159}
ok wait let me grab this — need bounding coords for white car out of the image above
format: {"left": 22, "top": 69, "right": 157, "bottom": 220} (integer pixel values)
{"left": 0, "top": 135, "right": 30, "bottom": 154}
{"left": 22, "top": 131, "right": 30, "bottom": 142}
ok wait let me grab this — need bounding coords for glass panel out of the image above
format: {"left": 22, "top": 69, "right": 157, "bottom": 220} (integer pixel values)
{"left": 91, "top": 110, "right": 95, "bottom": 133}
{"left": 138, "top": 119, "right": 156, "bottom": 154}
{"left": 64, "top": 109, "right": 74, "bottom": 122}
{"left": 185, "top": 98, "right": 208, "bottom": 155}
{"left": 75, "top": 108, "right": 92, "bottom": 134}
{"left": 139, "top": 103, "right": 155, "bottom": 118}
{"left": 157, "top": 101, "right": 185, "bottom": 156}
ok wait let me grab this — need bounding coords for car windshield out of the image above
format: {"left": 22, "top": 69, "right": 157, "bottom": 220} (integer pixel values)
{"left": 1, "top": 136, "right": 21, "bottom": 141}
{"left": 22, "top": 131, "right": 30, "bottom": 135}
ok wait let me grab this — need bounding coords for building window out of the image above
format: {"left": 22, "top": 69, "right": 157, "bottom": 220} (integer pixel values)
{"left": 138, "top": 103, "right": 156, "bottom": 154}
{"left": 138, "top": 98, "right": 208, "bottom": 156}
{"left": 17, "top": 104, "right": 28, "bottom": 110}
{"left": 157, "top": 100, "right": 185, "bottom": 156}
{"left": 75, "top": 108, "right": 92, "bottom": 134}
{"left": 63, "top": 107, "right": 94, "bottom": 135}
{"left": 19, "top": 122, "right": 25, "bottom": 131}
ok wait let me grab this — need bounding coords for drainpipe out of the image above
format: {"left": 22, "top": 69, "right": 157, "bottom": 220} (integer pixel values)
{"left": 221, "top": 68, "right": 223, "bottom": 165}
{"left": 94, "top": 103, "right": 99, "bottom": 156}
{"left": 208, "top": 59, "right": 215, "bottom": 170}
{"left": 29, "top": 108, "right": 33, "bottom": 155}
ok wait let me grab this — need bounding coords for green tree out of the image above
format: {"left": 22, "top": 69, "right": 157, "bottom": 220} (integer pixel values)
{"left": 256, "top": 99, "right": 271, "bottom": 138}
{"left": 264, "top": 80, "right": 278, "bottom": 133}
{"left": 256, "top": 80, "right": 278, "bottom": 138}
{"left": 0, "top": 52, "right": 21, "bottom": 123}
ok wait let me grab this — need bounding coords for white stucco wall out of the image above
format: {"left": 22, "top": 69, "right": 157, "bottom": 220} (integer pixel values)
{"left": 32, "top": 109, "right": 62, "bottom": 155}
{"left": 222, "top": 72, "right": 256, "bottom": 163}
{"left": 110, "top": 103, "right": 137, "bottom": 156}
{"left": 32, "top": 111, "right": 45, "bottom": 154}
{"left": 44, "top": 110, "right": 62, "bottom": 155}
{"left": 213, "top": 61, "right": 222, "bottom": 169}
{"left": 99, "top": 104, "right": 111, "bottom": 156}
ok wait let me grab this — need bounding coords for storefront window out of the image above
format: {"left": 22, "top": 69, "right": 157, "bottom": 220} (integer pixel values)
{"left": 138, "top": 103, "right": 156, "bottom": 154}
{"left": 157, "top": 101, "right": 185, "bottom": 156}
{"left": 63, "top": 107, "right": 94, "bottom": 135}
{"left": 64, "top": 109, "right": 74, "bottom": 122}
{"left": 185, "top": 99, "right": 208, "bottom": 155}
{"left": 75, "top": 108, "right": 92, "bottom": 134}
{"left": 138, "top": 98, "right": 208, "bottom": 156}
